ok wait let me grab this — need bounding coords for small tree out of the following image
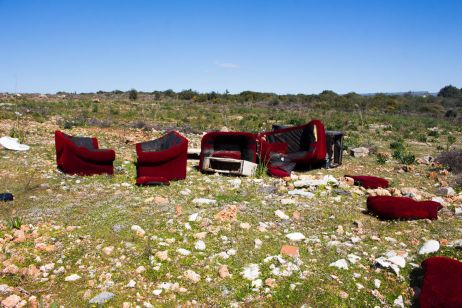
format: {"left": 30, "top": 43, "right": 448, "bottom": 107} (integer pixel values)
{"left": 445, "top": 109, "right": 457, "bottom": 118}
{"left": 129, "top": 89, "right": 138, "bottom": 101}
{"left": 438, "top": 85, "right": 461, "bottom": 98}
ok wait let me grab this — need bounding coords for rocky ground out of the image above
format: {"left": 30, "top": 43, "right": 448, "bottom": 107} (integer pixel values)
{"left": 0, "top": 118, "right": 461, "bottom": 307}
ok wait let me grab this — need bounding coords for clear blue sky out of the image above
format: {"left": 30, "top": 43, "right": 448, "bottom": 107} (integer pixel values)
{"left": 1, "top": 0, "right": 461, "bottom": 94}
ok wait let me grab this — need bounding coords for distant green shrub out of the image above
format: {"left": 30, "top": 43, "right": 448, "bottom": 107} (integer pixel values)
{"left": 129, "top": 89, "right": 138, "bottom": 101}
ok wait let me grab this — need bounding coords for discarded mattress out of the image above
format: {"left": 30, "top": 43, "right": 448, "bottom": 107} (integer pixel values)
{"left": 55, "top": 130, "right": 115, "bottom": 176}
{"left": 258, "top": 120, "right": 327, "bottom": 177}
{"left": 419, "top": 256, "right": 462, "bottom": 308}
{"left": 0, "top": 136, "right": 30, "bottom": 151}
{"left": 136, "top": 131, "right": 188, "bottom": 185}
{"left": 346, "top": 175, "right": 389, "bottom": 189}
{"left": 367, "top": 196, "right": 442, "bottom": 220}
{"left": 200, "top": 132, "right": 257, "bottom": 176}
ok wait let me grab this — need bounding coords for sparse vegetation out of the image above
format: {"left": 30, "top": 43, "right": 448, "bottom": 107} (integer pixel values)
{"left": 0, "top": 88, "right": 461, "bottom": 306}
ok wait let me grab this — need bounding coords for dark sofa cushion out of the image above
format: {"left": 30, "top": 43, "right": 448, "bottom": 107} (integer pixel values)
{"left": 420, "top": 256, "right": 462, "bottom": 308}
{"left": 367, "top": 196, "right": 442, "bottom": 220}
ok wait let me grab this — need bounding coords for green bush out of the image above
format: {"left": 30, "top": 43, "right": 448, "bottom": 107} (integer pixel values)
{"left": 129, "top": 89, "right": 138, "bottom": 101}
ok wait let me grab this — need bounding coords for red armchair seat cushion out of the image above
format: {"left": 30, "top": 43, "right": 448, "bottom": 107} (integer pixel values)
{"left": 346, "top": 175, "right": 389, "bottom": 189}
{"left": 211, "top": 150, "right": 242, "bottom": 160}
{"left": 367, "top": 196, "right": 442, "bottom": 220}
{"left": 136, "top": 176, "right": 170, "bottom": 186}
{"left": 420, "top": 256, "right": 462, "bottom": 308}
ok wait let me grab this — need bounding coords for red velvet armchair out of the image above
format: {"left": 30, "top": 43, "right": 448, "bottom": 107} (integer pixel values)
{"left": 135, "top": 131, "right": 188, "bottom": 185}
{"left": 55, "top": 130, "right": 116, "bottom": 175}
{"left": 257, "top": 120, "right": 327, "bottom": 177}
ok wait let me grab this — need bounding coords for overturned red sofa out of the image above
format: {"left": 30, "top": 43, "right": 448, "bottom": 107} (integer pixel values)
{"left": 55, "top": 130, "right": 116, "bottom": 175}
{"left": 199, "top": 131, "right": 257, "bottom": 176}
{"left": 136, "top": 131, "right": 188, "bottom": 185}
{"left": 367, "top": 196, "right": 442, "bottom": 220}
{"left": 258, "top": 120, "right": 327, "bottom": 177}
{"left": 419, "top": 256, "right": 462, "bottom": 308}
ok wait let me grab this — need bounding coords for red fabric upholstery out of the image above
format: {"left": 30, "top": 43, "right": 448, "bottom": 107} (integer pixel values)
{"left": 268, "top": 166, "right": 291, "bottom": 178}
{"left": 346, "top": 175, "right": 389, "bottom": 189}
{"left": 136, "top": 131, "right": 188, "bottom": 185}
{"left": 211, "top": 151, "right": 242, "bottom": 160}
{"left": 55, "top": 130, "right": 115, "bottom": 175}
{"left": 420, "top": 256, "right": 462, "bottom": 308}
{"left": 136, "top": 176, "right": 170, "bottom": 186}
{"left": 258, "top": 120, "right": 327, "bottom": 175}
{"left": 199, "top": 131, "right": 257, "bottom": 172}
{"left": 367, "top": 196, "right": 442, "bottom": 220}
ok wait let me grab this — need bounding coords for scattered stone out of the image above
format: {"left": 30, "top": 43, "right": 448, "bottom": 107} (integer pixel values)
{"left": 281, "top": 198, "right": 296, "bottom": 205}
{"left": 156, "top": 251, "right": 169, "bottom": 261}
{"left": 215, "top": 205, "right": 238, "bottom": 222}
{"left": 436, "top": 187, "right": 456, "bottom": 197}
{"left": 184, "top": 270, "right": 201, "bottom": 283}
{"left": 126, "top": 280, "right": 136, "bottom": 288}
{"left": 1, "top": 294, "right": 21, "bottom": 308}
{"left": 188, "top": 213, "right": 199, "bottom": 222}
{"left": 350, "top": 147, "right": 369, "bottom": 157}
{"left": 454, "top": 208, "right": 462, "bottom": 216}
{"left": 288, "top": 189, "right": 314, "bottom": 198}
{"left": 240, "top": 222, "right": 251, "bottom": 230}
{"left": 251, "top": 279, "right": 262, "bottom": 288}
{"left": 218, "top": 265, "right": 230, "bottom": 278}
{"left": 374, "top": 279, "right": 381, "bottom": 288}
{"left": 241, "top": 264, "right": 260, "bottom": 280}
{"left": 112, "top": 224, "right": 123, "bottom": 232}
{"left": 265, "top": 278, "right": 276, "bottom": 288}
{"left": 177, "top": 248, "right": 191, "bottom": 256}
{"left": 449, "top": 240, "right": 462, "bottom": 249}
{"left": 65, "top": 274, "right": 82, "bottom": 282}
{"left": 194, "top": 240, "right": 206, "bottom": 251}
{"left": 152, "top": 289, "right": 162, "bottom": 296}
{"left": 339, "top": 291, "right": 349, "bottom": 299}
{"left": 275, "top": 210, "right": 290, "bottom": 220}
{"left": 280, "top": 245, "right": 300, "bottom": 258}
{"left": 254, "top": 238, "right": 262, "bottom": 249}
{"left": 393, "top": 295, "right": 404, "bottom": 308}
{"left": 175, "top": 204, "right": 183, "bottom": 215}
{"left": 419, "top": 240, "right": 440, "bottom": 255}
{"left": 374, "top": 251, "right": 407, "bottom": 275}
{"left": 329, "top": 259, "right": 349, "bottom": 270}
{"left": 131, "top": 225, "right": 145, "bottom": 237}
{"left": 89, "top": 292, "right": 115, "bottom": 304}
{"left": 286, "top": 232, "right": 305, "bottom": 241}
{"left": 293, "top": 175, "right": 338, "bottom": 187}
{"left": 154, "top": 196, "right": 169, "bottom": 205}
{"left": 136, "top": 266, "right": 146, "bottom": 274}
{"left": 102, "top": 246, "right": 114, "bottom": 256}
{"left": 192, "top": 198, "right": 216, "bottom": 205}
{"left": 292, "top": 211, "right": 301, "bottom": 220}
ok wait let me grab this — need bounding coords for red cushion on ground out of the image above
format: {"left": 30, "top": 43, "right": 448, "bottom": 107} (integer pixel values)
{"left": 367, "top": 196, "right": 441, "bottom": 220}
{"left": 420, "top": 256, "right": 462, "bottom": 308}
{"left": 136, "top": 176, "right": 170, "bottom": 186}
{"left": 346, "top": 175, "right": 389, "bottom": 189}
{"left": 211, "top": 151, "right": 242, "bottom": 160}
{"left": 268, "top": 166, "right": 290, "bottom": 178}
